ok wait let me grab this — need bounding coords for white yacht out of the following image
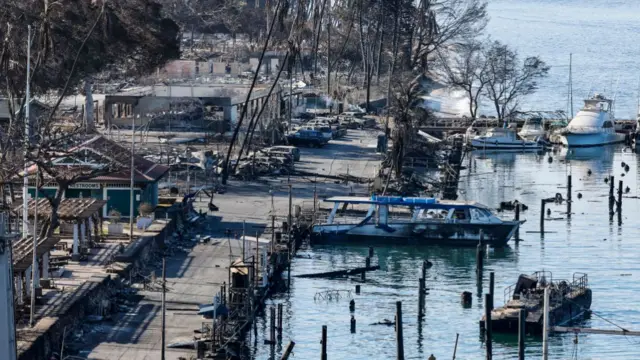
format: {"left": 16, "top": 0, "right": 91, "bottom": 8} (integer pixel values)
{"left": 560, "top": 94, "right": 624, "bottom": 147}
{"left": 465, "top": 119, "right": 500, "bottom": 142}
{"left": 471, "top": 126, "right": 543, "bottom": 150}
{"left": 518, "top": 117, "right": 546, "bottom": 140}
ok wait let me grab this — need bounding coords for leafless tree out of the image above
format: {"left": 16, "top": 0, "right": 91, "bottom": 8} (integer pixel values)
{"left": 483, "top": 41, "right": 550, "bottom": 122}
{"left": 437, "top": 41, "right": 488, "bottom": 119}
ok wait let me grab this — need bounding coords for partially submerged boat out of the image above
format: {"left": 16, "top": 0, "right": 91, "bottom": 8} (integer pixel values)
{"left": 311, "top": 196, "right": 520, "bottom": 247}
{"left": 560, "top": 94, "right": 625, "bottom": 147}
{"left": 471, "top": 127, "right": 544, "bottom": 150}
{"left": 480, "top": 271, "right": 592, "bottom": 334}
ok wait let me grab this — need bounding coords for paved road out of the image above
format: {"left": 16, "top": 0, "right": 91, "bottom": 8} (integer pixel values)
{"left": 81, "top": 130, "right": 382, "bottom": 359}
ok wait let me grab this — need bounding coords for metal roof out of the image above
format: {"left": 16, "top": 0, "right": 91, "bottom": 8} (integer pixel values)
{"left": 14, "top": 198, "right": 107, "bottom": 221}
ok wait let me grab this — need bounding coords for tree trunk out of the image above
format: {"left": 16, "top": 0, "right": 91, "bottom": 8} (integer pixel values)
{"left": 376, "top": 29, "right": 384, "bottom": 86}
{"left": 44, "top": 184, "right": 66, "bottom": 238}
{"left": 84, "top": 77, "right": 94, "bottom": 131}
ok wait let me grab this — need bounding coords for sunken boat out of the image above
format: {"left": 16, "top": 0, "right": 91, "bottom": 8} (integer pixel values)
{"left": 311, "top": 196, "right": 520, "bottom": 247}
{"left": 480, "top": 271, "right": 592, "bottom": 334}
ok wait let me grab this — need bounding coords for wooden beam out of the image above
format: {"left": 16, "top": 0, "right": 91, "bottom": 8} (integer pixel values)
{"left": 552, "top": 326, "right": 640, "bottom": 336}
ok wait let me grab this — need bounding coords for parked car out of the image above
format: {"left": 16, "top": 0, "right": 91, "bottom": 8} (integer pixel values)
{"left": 265, "top": 146, "right": 301, "bottom": 161}
{"left": 287, "top": 130, "right": 329, "bottom": 147}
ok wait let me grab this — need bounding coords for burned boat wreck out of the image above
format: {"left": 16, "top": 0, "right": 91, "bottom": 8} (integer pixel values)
{"left": 311, "top": 196, "right": 520, "bottom": 246}
{"left": 480, "top": 271, "right": 592, "bottom": 334}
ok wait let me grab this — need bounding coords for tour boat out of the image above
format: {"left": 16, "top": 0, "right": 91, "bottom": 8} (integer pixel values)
{"left": 480, "top": 271, "right": 592, "bottom": 334}
{"left": 471, "top": 127, "right": 544, "bottom": 150}
{"left": 311, "top": 196, "right": 521, "bottom": 247}
{"left": 518, "top": 117, "right": 546, "bottom": 140}
{"left": 560, "top": 94, "right": 625, "bottom": 147}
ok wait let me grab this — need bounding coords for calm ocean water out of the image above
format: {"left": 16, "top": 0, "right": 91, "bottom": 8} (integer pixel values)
{"left": 486, "top": 0, "right": 640, "bottom": 120}
{"left": 249, "top": 145, "right": 640, "bottom": 359}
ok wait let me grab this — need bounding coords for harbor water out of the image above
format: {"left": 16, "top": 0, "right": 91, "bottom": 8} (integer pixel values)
{"left": 249, "top": 145, "right": 640, "bottom": 359}
{"left": 487, "top": 0, "right": 640, "bottom": 119}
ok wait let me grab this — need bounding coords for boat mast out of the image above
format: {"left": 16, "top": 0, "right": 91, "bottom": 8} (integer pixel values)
{"left": 569, "top": 53, "right": 573, "bottom": 117}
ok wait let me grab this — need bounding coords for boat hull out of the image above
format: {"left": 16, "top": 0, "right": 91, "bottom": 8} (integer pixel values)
{"left": 311, "top": 221, "right": 519, "bottom": 247}
{"left": 561, "top": 131, "right": 624, "bottom": 147}
{"left": 484, "top": 289, "right": 592, "bottom": 334}
{"left": 471, "top": 139, "right": 542, "bottom": 150}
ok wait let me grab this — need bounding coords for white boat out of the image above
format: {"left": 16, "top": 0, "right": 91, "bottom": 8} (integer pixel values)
{"left": 560, "top": 94, "right": 625, "bottom": 147}
{"left": 518, "top": 117, "right": 546, "bottom": 140}
{"left": 465, "top": 119, "right": 500, "bottom": 142}
{"left": 471, "top": 127, "right": 543, "bottom": 150}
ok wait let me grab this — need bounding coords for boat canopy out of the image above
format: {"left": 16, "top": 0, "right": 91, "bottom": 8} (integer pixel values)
{"left": 322, "top": 196, "right": 489, "bottom": 210}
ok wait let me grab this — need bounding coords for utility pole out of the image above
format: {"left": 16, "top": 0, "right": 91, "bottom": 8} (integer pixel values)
{"left": 29, "top": 167, "right": 39, "bottom": 327}
{"left": 129, "top": 116, "right": 135, "bottom": 241}
{"left": 22, "top": 25, "right": 31, "bottom": 240}
{"left": 161, "top": 257, "right": 166, "bottom": 360}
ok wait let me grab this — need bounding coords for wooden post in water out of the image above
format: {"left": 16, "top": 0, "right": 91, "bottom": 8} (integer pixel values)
{"left": 396, "top": 301, "right": 404, "bottom": 360}
{"left": 542, "top": 287, "right": 550, "bottom": 360}
{"left": 485, "top": 293, "right": 493, "bottom": 360}
{"left": 281, "top": 341, "right": 296, "bottom": 360}
{"left": 422, "top": 260, "right": 427, "bottom": 280}
{"left": 355, "top": 284, "right": 361, "bottom": 294}
{"left": 540, "top": 199, "right": 546, "bottom": 234}
{"left": 270, "top": 306, "right": 276, "bottom": 346}
{"left": 321, "top": 325, "right": 327, "bottom": 360}
{"left": 609, "top": 175, "right": 615, "bottom": 214}
{"left": 362, "top": 257, "right": 370, "bottom": 281}
{"left": 277, "top": 303, "right": 283, "bottom": 337}
{"left": 489, "top": 272, "right": 495, "bottom": 307}
{"left": 518, "top": 309, "right": 526, "bottom": 360}
{"left": 369, "top": 247, "right": 374, "bottom": 257}
{"left": 567, "top": 175, "right": 572, "bottom": 219}
{"left": 617, "top": 180, "right": 623, "bottom": 212}
{"left": 476, "top": 242, "right": 484, "bottom": 278}
{"left": 515, "top": 204, "right": 520, "bottom": 241}
{"left": 418, "top": 277, "right": 425, "bottom": 319}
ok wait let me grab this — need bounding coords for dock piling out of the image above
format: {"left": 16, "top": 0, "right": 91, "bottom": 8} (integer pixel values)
{"left": 422, "top": 260, "right": 428, "bottom": 280}
{"left": 362, "top": 257, "right": 370, "bottom": 281}
{"left": 355, "top": 285, "right": 361, "bottom": 294}
{"left": 396, "top": 301, "right": 404, "bottom": 360}
{"left": 321, "top": 325, "right": 327, "bottom": 360}
{"left": 609, "top": 175, "right": 615, "bottom": 214}
{"left": 350, "top": 315, "right": 356, "bottom": 333}
{"left": 281, "top": 341, "right": 296, "bottom": 360}
{"left": 489, "top": 272, "right": 494, "bottom": 307}
{"left": 349, "top": 299, "right": 355, "bottom": 312}
{"left": 567, "top": 175, "right": 572, "bottom": 219}
{"left": 540, "top": 199, "right": 546, "bottom": 233}
{"left": 288, "top": 184, "right": 293, "bottom": 231}
{"left": 542, "top": 287, "right": 550, "bottom": 360}
{"left": 518, "top": 309, "right": 526, "bottom": 360}
{"left": 418, "top": 277, "right": 425, "bottom": 318}
{"left": 369, "top": 247, "right": 374, "bottom": 257}
{"left": 485, "top": 293, "right": 493, "bottom": 360}
{"left": 515, "top": 204, "right": 520, "bottom": 241}
{"left": 277, "top": 303, "right": 283, "bottom": 337}
{"left": 617, "top": 180, "right": 623, "bottom": 212}
{"left": 270, "top": 306, "right": 276, "bottom": 346}
{"left": 476, "top": 243, "right": 484, "bottom": 277}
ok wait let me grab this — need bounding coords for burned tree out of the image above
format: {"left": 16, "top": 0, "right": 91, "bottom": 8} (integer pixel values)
{"left": 437, "top": 41, "right": 488, "bottom": 119}
{"left": 483, "top": 41, "right": 549, "bottom": 122}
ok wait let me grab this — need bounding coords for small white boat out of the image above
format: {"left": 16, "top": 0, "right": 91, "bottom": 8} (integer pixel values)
{"left": 471, "top": 127, "right": 543, "bottom": 150}
{"left": 560, "top": 94, "right": 625, "bottom": 147}
{"left": 518, "top": 117, "right": 546, "bottom": 140}
{"left": 465, "top": 119, "right": 500, "bottom": 142}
